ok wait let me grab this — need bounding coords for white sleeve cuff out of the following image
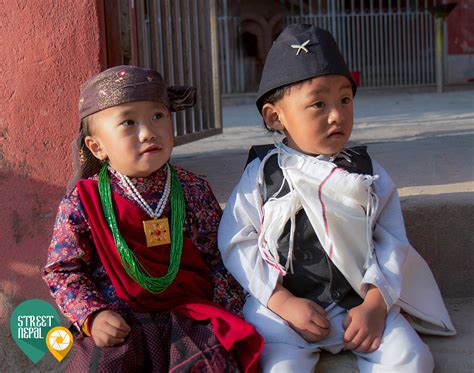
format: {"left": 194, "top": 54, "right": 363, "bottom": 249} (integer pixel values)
{"left": 361, "top": 260, "right": 398, "bottom": 310}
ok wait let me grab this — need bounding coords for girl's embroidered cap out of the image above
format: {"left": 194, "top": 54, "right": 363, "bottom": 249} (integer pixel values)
{"left": 78, "top": 65, "right": 196, "bottom": 120}
{"left": 256, "top": 24, "right": 357, "bottom": 113}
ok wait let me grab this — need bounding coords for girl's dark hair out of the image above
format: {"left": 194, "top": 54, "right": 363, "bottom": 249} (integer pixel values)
{"left": 67, "top": 116, "right": 103, "bottom": 191}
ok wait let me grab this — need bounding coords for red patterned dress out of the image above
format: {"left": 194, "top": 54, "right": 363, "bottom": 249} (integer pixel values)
{"left": 43, "top": 164, "right": 262, "bottom": 372}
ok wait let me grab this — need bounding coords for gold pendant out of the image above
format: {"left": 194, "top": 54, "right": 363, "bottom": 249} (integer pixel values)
{"left": 143, "top": 218, "right": 171, "bottom": 247}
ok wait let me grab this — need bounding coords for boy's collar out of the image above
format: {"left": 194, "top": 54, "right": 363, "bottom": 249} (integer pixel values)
{"left": 278, "top": 139, "right": 335, "bottom": 162}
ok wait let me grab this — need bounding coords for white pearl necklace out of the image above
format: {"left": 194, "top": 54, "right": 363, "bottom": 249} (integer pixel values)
{"left": 116, "top": 164, "right": 171, "bottom": 219}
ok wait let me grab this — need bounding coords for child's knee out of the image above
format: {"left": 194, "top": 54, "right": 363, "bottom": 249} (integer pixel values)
{"left": 383, "top": 333, "right": 434, "bottom": 371}
{"left": 383, "top": 310, "right": 434, "bottom": 369}
{"left": 358, "top": 339, "right": 434, "bottom": 372}
{"left": 396, "top": 339, "right": 434, "bottom": 371}
{"left": 260, "top": 343, "right": 319, "bottom": 373}
{"left": 417, "top": 341, "right": 435, "bottom": 371}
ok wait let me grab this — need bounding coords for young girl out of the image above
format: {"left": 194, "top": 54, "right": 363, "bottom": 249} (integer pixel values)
{"left": 43, "top": 65, "right": 262, "bottom": 372}
{"left": 218, "top": 24, "right": 455, "bottom": 372}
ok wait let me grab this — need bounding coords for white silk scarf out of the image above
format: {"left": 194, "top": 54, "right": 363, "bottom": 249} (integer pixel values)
{"left": 257, "top": 145, "right": 378, "bottom": 295}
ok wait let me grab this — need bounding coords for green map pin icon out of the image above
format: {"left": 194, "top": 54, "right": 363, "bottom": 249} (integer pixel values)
{"left": 10, "top": 299, "right": 61, "bottom": 364}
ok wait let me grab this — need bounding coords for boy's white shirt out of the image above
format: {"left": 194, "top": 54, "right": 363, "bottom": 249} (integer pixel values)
{"left": 218, "top": 143, "right": 455, "bottom": 336}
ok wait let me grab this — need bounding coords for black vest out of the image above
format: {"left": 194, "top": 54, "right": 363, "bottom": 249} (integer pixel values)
{"left": 246, "top": 145, "right": 373, "bottom": 309}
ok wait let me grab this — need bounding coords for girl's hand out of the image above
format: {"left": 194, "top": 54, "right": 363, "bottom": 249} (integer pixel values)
{"left": 89, "top": 310, "right": 131, "bottom": 347}
{"left": 343, "top": 286, "right": 387, "bottom": 353}
{"left": 268, "top": 283, "right": 330, "bottom": 342}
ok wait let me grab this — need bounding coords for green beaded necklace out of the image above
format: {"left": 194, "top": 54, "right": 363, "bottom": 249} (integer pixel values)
{"left": 98, "top": 163, "right": 185, "bottom": 293}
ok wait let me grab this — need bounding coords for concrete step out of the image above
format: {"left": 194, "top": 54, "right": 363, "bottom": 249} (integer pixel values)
{"left": 401, "top": 192, "right": 473, "bottom": 298}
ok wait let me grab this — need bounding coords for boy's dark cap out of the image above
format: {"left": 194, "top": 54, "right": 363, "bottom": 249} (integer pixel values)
{"left": 256, "top": 24, "right": 357, "bottom": 113}
{"left": 78, "top": 65, "right": 196, "bottom": 120}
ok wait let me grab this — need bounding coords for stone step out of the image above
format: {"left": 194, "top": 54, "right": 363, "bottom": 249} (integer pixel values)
{"left": 402, "top": 192, "right": 473, "bottom": 298}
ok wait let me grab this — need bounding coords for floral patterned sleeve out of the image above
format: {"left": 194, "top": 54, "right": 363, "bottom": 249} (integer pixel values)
{"left": 42, "top": 188, "right": 110, "bottom": 330}
{"left": 176, "top": 167, "right": 245, "bottom": 317}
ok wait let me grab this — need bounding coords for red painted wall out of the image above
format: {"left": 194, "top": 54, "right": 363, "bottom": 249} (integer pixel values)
{"left": 1, "top": 1, "right": 106, "bottom": 322}
{"left": 447, "top": 0, "right": 474, "bottom": 55}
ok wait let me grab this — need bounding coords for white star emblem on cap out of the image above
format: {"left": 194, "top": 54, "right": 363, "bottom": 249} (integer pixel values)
{"left": 291, "top": 39, "right": 310, "bottom": 55}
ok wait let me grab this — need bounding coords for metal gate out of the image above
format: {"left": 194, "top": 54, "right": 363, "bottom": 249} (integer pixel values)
{"left": 105, "top": 0, "right": 222, "bottom": 145}
{"left": 287, "top": 0, "right": 438, "bottom": 87}
{"left": 218, "top": 2, "right": 246, "bottom": 95}
{"left": 218, "top": 0, "right": 440, "bottom": 93}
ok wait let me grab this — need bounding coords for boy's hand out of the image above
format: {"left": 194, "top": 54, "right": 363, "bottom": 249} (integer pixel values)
{"left": 268, "top": 283, "right": 330, "bottom": 342}
{"left": 282, "top": 296, "right": 331, "bottom": 342}
{"left": 89, "top": 310, "right": 131, "bottom": 347}
{"left": 343, "top": 285, "right": 387, "bottom": 353}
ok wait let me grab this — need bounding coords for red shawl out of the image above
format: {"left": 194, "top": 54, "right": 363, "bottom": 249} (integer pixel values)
{"left": 77, "top": 179, "right": 263, "bottom": 372}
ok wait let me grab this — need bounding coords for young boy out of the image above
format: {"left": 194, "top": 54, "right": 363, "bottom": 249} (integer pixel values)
{"left": 43, "top": 65, "right": 262, "bottom": 372}
{"left": 218, "top": 24, "right": 455, "bottom": 372}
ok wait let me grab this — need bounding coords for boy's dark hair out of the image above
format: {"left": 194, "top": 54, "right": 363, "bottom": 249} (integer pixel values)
{"left": 259, "top": 80, "right": 307, "bottom": 133}
{"left": 260, "top": 85, "right": 287, "bottom": 133}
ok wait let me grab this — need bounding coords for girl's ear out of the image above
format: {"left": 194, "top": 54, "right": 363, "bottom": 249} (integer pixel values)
{"left": 84, "top": 136, "right": 107, "bottom": 161}
{"left": 262, "top": 103, "right": 285, "bottom": 132}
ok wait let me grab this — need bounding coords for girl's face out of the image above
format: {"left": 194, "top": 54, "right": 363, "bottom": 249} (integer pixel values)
{"left": 263, "top": 75, "right": 354, "bottom": 156}
{"left": 85, "top": 100, "right": 174, "bottom": 177}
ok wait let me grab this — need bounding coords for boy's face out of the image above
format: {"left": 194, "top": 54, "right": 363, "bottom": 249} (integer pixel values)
{"left": 263, "top": 75, "right": 354, "bottom": 156}
{"left": 85, "top": 100, "right": 173, "bottom": 177}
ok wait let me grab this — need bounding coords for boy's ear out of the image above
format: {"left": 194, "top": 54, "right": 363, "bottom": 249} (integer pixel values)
{"left": 84, "top": 136, "right": 107, "bottom": 161}
{"left": 262, "top": 103, "right": 284, "bottom": 131}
